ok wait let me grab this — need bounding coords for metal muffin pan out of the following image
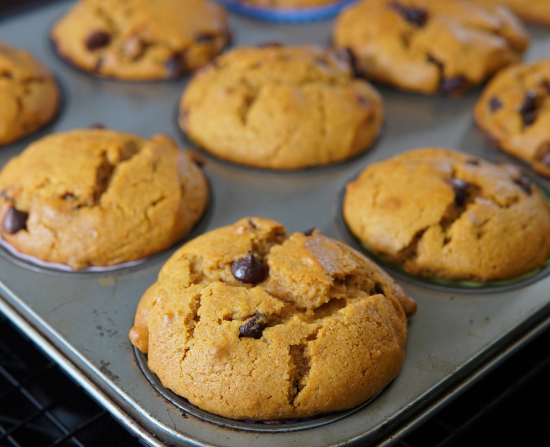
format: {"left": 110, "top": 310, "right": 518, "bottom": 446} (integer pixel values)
{"left": 1, "top": 2, "right": 550, "bottom": 446}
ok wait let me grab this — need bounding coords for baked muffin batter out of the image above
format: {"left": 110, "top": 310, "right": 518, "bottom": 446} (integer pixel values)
{"left": 333, "top": 0, "right": 529, "bottom": 95}
{"left": 130, "top": 217, "right": 416, "bottom": 420}
{"left": 344, "top": 148, "right": 550, "bottom": 281}
{"left": 179, "top": 45, "right": 384, "bottom": 169}
{"left": 0, "top": 41, "right": 59, "bottom": 145}
{"left": 0, "top": 129, "right": 208, "bottom": 269}
{"left": 51, "top": 0, "right": 229, "bottom": 80}
{"left": 475, "top": 59, "right": 550, "bottom": 177}
{"left": 473, "top": 0, "right": 550, "bottom": 26}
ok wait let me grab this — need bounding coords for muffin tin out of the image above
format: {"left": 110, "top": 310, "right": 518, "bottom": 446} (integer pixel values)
{"left": 1, "top": 1, "right": 550, "bottom": 446}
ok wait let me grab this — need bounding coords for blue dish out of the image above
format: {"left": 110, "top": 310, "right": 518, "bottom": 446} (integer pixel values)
{"left": 215, "top": 0, "right": 359, "bottom": 22}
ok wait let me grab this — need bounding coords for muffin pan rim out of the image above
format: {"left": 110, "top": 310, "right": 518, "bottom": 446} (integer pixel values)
{"left": 1, "top": 2, "right": 550, "bottom": 447}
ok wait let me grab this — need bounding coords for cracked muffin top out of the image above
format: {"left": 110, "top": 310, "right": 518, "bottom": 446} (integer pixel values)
{"left": 0, "top": 41, "right": 59, "bottom": 146}
{"left": 333, "top": 0, "right": 529, "bottom": 96}
{"left": 179, "top": 45, "right": 384, "bottom": 170}
{"left": 51, "top": 0, "right": 229, "bottom": 80}
{"left": 343, "top": 148, "right": 550, "bottom": 282}
{"left": 129, "top": 217, "right": 417, "bottom": 420}
{"left": 0, "top": 129, "right": 208, "bottom": 269}
{"left": 474, "top": 59, "right": 550, "bottom": 178}
{"left": 473, "top": 0, "right": 550, "bottom": 26}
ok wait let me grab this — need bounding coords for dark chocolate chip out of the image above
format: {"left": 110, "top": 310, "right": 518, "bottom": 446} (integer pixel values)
{"left": 248, "top": 219, "right": 257, "bottom": 229}
{"left": 89, "top": 122, "right": 105, "bottom": 129}
{"left": 513, "top": 176, "right": 532, "bottom": 194}
{"left": 2, "top": 207, "right": 28, "bottom": 234}
{"left": 440, "top": 76, "right": 467, "bottom": 96}
{"left": 195, "top": 33, "right": 217, "bottom": 44}
{"left": 256, "top": 41, "right": 283, "bottom": 48}
{"left": 445, "top": 178, "right": 470, "bottom": 206}
{"left": 239, "top": 313, "right": 268, "bottom": 339}
{"left": 165, "top": 55, "right": 185, "bottom": 78}
{"left": 519, "top": 90, "right": 538, "bottom": 127}
{"left": 489, "top": 96, "right": 503, "bottom": 112}
{"left": 231, "top": 254, "right": 265, "bottom": 284}
{"left": 303, "top": 228, "right": 316, "bottom": 236}
{"left": 85, "top": 30, "right": 111, "bottom": 51}
{"left": 465, "top": 159, "right": 480, "bottom": 166}
{"left": 374, "top": 283, "right": 385, "bottom": 295}
{"left": 388, "top": 1, "right": 428, "bottom": 27}
{"left": 543, "top": 80, "right": 550, "bottom": 94}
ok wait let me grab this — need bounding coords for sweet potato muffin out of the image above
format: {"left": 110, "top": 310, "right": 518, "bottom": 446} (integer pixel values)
{"left": 344, "top": 148, "right": 550, "bottom": 281}
{"left": 333, "top": 0, "right": 529, "bottom": 95}
{"left": 0, "top": 129, "right": 208, "bottom": 269}
{"left": 130, "top": 217, "right": 417, "bottom": 420}
{"left": 179, "top": 45, "right": 384, "bottom": 169}
{"left": 51, "top": 0, "right": 229, "bottom": 80}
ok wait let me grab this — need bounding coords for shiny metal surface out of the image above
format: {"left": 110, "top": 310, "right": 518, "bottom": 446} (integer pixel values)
{"left": 0, "top": 2, "right": 550, "bottom": 446}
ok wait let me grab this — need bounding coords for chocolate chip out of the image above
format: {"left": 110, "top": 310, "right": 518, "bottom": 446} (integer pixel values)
{"left": 303, "top": 228, "right": 316, "bottom": 236}
{"left": 388, "top": 1, "right": 428, "bottom": 27}
{"left": 489, "top": 96, "right": 503, "bottom": 112}
{"left": 374, "top": 283, "right": 385, "bottom": 295}
{"left": 2, "top": 207, "right": 28, "bottom": 234}
{"left": 239, "top": 313, "right": 268, "bottom": 339}
{"left": 465, "top": 159, "right": 480, "bottom": 166}
{"left": 85, "top": 30, "right": 111, "bottom": 51}
{"left": 513, "top": 176, "right": 532, "bottom": 194}
{"left": 519, "top": 90, "right": 538, "bottom": 127}
{"left": 62, "top": 193, "right": 75, "bottom": 200}
{"left": 440, "top": 76, "right": 467, "bottom": 96}
{"left": 445, "top": 178, "right": 470, "bottom": 206}
{"left": 542, "top": 80, "right": 550, "bottom": 94}
{"left": 248, "top": 219, "right": 257, "bottom": 229}
{"left": 195, "top": 33, "right": 216, "bottom": 44}
{"left": 89, "top": 122, "right": 105, "bottom": 129}
{"left": 231, "top": 254, "right": 265, "bottom": 284}
{"left": 165, "top": 55, "right": 185, "bottom": 78}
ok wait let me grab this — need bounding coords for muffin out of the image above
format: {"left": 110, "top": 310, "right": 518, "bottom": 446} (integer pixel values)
{"left": 130, "top": 217, "right": 417, "bottom": 420}
{"left": 475, "top": 59, "right": 550, "bottom": 177}
{"left": 179, "top": 45, "right": 384, "bottom": 169}
{"left": 0, "top": 41, "right": 59, "bottom": 146}
{"left": 333, "top": 0, "right": 529, "bottom": 95}
{"left": 343, "top": 148, "right": 550, "bottom": 282}
{"left": 0, "top": 129, "right": 208, "bottom": 269}
{"left": 51, "top": 0, "right": 229, "bottom": 80}
{"left": 473, "top": 0, "right": 550, "bottom": 26}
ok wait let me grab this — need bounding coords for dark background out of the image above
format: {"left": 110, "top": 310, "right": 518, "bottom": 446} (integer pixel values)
{"left": 1, "top": 1, "right": 549, "bottom": 446}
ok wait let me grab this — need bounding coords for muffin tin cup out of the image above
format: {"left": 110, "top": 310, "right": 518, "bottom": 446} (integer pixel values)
{"left": 174, "top": 92, "right": 388, "bottom": 175}
{"left": 215, "top": 0, "right": 360, "bottom": 22}
{"left": 0, "top": 171, "right": 214, "bottom": 277}
{"left": 334, "top": 173, "right": 550, "bottom": 294}
{"left": 2, "top": 2, "right": 550, "bottom": 447}
{"left": 135, "top": 348, "right": 386, "bottom": 432}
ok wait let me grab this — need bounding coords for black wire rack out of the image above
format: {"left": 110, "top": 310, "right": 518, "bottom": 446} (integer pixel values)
{"left": 1, "top": 309, "right": 550, "bottom": 447}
